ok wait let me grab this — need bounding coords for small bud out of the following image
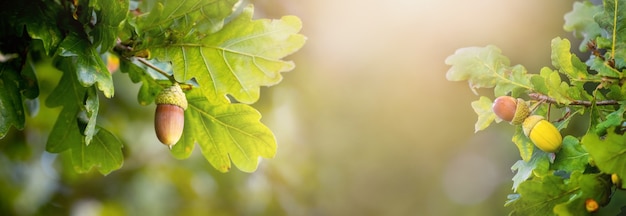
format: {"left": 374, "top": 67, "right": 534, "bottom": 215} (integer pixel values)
{"left": 612, "top": 173, "right": 622, "bottom": 188}
{"left": 585, "top": 198, "right": 599, "bottom": 213}
{"left": 522, "top": 115, "right": 562, "bottom": 153}
{"left": 154, "top": 83, "right": 187, "bottom": 148}
{"left": 492, "top": 96, "right": 529, "bottom": 125}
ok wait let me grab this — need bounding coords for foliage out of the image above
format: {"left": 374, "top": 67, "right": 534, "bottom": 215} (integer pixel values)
{"left": 446, "top": 0, "right": 626, "bottom": 214}
{"left": 0, "top": 0, "right": 305, "bottom": 175}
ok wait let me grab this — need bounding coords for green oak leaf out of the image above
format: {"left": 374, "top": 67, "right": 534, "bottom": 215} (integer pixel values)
{"left": 91, "top": 0, "right": 129, "bottom": 53}
{"left": 445, "top": 45, "right": 533, "bottom": 96}
{"left": 550, "top": 37, "right": 588, "bottom": 81}
{"left": 170, "top": 89, "right": 276, "bottom": 172}
{"left": 0, "top": 64, "right": 26, "bottom": 138}
{"left": 470, "top": 96, "right": 496, "bottom": 132}
{"left": 512, "top": 126, "right": 535, "bottom": 162}
{"left": 553, "top": 172, "right": 611, "bottom": 215}
{"left": 563, "top": 1, "right": 603, "bottom": 52}
{"left": 57, "top": 33, "right": 114, "bottom": 98}
{"left": 581, "top": 130, "right": 626, "bottom": 188}
{"left": 70, "top": 127, "right": 124, "bottom": 175}
{"left": 136, "top": 0, "right": 238, "bottom": 35}
{"left": 531, "top": 67, "right": 572, "bottom": 105}
{"left": 589, "top": 55, "right": 621, "bottom": 78}
{"left": 22, "top": 1, "right": 64, "bottom": 55}
{"left": 149, "top": 5, "right": 306, "bottom": 104}
{"left": 551, "top": 136, "right": 589, "bottom": 174}
{"left": 511, "top": 150, "right": 550, "bottom": 191}
{"left": 595, "top": 0, "right": 626, "bottom": 69}
{"left": 595, "top": 104, "right": 625, "bottom": 134}
{"left": 508, "top": 171, "right": 610, "bottom": 216}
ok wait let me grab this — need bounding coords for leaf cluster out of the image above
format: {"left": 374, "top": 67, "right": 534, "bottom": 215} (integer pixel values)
{"left": 0, "top": 0, "right": 305, "bottom": 174}
{"left": 445, "top": 0, "right": 626, "bottom": 214}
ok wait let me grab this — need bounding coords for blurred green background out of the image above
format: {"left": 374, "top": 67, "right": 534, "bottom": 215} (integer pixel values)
{"left": 0, "top": 0, "right": 600, "bottom": 215}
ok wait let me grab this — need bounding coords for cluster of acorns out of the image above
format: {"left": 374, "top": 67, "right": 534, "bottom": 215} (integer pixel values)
{"left": 491, "top": 96, "right": 563, "bottom": 153}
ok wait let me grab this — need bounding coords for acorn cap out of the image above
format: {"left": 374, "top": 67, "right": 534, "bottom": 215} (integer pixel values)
{"left": 511, "top": 98, "right": 530, "bottom": 125}
{"left": 522, "top": 115, "right": 544, "bottom": 137}
{"left": 155, "top": 83, "right": 188, "bottom": 110}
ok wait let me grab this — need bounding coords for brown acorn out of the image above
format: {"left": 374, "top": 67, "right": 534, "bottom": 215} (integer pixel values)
{"left": 492, "top": 96, "right": 530, "bottom": 125}
{"left": 154, "top": 83, "right": 187, "bottom": 149}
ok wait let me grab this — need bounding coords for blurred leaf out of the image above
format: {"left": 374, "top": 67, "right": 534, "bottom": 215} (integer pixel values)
{"left": 563, "top": 1, "right": 603, "bottom": 52}
{"left": 445, "top": 45, "right": 533, "bottom": 96}
{"left": 470, "top": 96, "right": 495, "bottom": 132}
{"left": 70, "top": 127, "right": 124, "bottom": 175}
{"left": 0, "top": 64, "right": 25, "bottom": 138}
{"left": 57, "top": 33, "right": 114, "bottom": 98}
{"left": 19, "top": 58, "right": 39, "bottom": 99}
{"left": 508, "top": 171, "right": 609, "bottom": 215}
{"left": 91, "top": 0, "right": 129, "bottom": 53}
{"left": 552, "top": 172, "right": 611, "bottom": 215}
{"left": 511, "top": 150, "right": 550, "bottom": 191}
{"left": 595, "top": 0, "right": 626, "bottom": 68}
{"left": 150, "top": 5, "right": 306, "bottom": 104}
{"left": 512, "top": 126, "right": 535, "bottom": 162}
{"left": 550, "top": 37, "right": 588, "bottom": 80}
{"left": 551, "top": 136, "right": 589, "bottom": 174}
{"left": 581, "top": 130, "right": 626, "bottom": 188}
{"left": 171, "top": 89, "right": 276, "bottom": 172}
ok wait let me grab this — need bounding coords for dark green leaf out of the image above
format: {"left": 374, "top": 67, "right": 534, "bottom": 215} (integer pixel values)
{"left": 91, "top": 0, "right": 129, "bottom": 53}
{"left": 552, "top": 136, "right": 589, "bottom": 174}
{"left": 172, "top": 89, "right": 276, "bottom": 172}
{"left": 0, "top": 64, "right": 26, "bottom": 138}
{"left": 70, "top": 127, "right": 124, "bottom": 175}
{"left": 23, "top": 1, "right": 64, "bottom": 55}
{"left": 150, "top": 5, "right": 306, "bottom": 104}
{"left": 57, "top": 33, "right": 114, "bottom": 98}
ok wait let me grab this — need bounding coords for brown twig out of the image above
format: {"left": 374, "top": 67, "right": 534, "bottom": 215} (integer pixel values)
{"left": 528, "top": 93, "right": 620, "bottom": 107}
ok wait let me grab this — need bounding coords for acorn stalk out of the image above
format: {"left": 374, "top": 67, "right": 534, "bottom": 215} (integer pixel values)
{"left": 154, "top": 83, "right": 187, "bottom": 149}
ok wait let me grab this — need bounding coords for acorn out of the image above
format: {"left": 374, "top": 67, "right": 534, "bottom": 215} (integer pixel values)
{"left": 154, "top": 83, "right": 187, "bottom": 149}
{"left": 522, "top": 115, "right": 562, "bottom": 153}
{"left": 612, "top": 173, "right": 622, "bottom": 188}
{"left": 585, "top": 198, "right": 599, "bottom": 213}
{"left": 492, "top": 96, "right": 530, "bottom": 125}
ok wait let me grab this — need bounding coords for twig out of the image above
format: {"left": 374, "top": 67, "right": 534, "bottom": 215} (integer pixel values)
{"left": 136, "top": 57, "right": 177, "bottom": 83}
{"left": 528, "top": 93, "right": 619, "bottom": 107}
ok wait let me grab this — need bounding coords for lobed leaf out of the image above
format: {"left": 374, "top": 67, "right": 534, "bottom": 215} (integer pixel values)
{"left": 91, "top": 0, "right": 129, "bottom": 53}
{"left": 445, "top": 45, "right": 533, "bottom": 96}
{"left": 512, "top": 126, "right": 535, "bottom": 162}
{"left": 595, "top": 0, "right": 626, "bottom": 68}
{"left": 511, "top": 150, "right": 550, "bottom": 191}
{"left": 0, "top": 64, "right": 26, "bottom": 138}
{"left": 581, "top": 130, "right": 626, "bottom": 188}
{"left": 150, "top": 5, "right": 306, "bottom": 104}
{"left": 170, "top": 89, "right": 276, "bottom": 172}
{"left": 470, "top": 96, "right": 496, "bottom": 132}
{"left": 550, "top": 37, "right": 588, "bottom": 81}
{"left": 563, "top": 1, "right": 603, "bottom": 52}
{"left": 70, "top": 127, "right": 124, "bottom": 175}
{"left": 57, "top": 33, "right": 114, "bottom": 98}
{"left": 551, "top": 136, "right": 589, "bottom": 174}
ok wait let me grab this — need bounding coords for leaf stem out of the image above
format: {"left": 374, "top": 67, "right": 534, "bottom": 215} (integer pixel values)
{"left": 528, "top": 93, "right": 619, "bottom": 107}
{"left": 136, "top": 57, "right": 178, "bottom": 83}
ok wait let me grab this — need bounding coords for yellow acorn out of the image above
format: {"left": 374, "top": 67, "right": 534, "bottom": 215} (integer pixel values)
{"left": 585, "top": 198, "right": 599, "bottom": 213}
{"left": 492, "top": 96, "right": 530, "bottom": 125}
{"left": 154, "top": 83, "right": 187, "bottom": 149}
{"left": 522, "top": 115, "right": 562, "bottom": 153}
{"left": 612, "top": 173, "right": 622, "bottom": 188}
